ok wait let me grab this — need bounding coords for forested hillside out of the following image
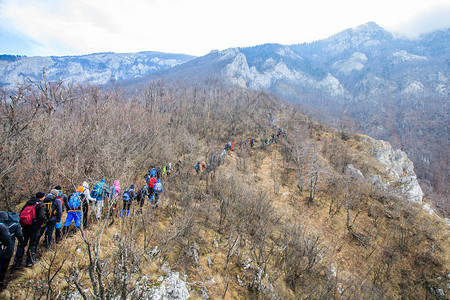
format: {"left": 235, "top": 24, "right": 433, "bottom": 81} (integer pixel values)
{"left": 0, "top": 79, "right": 448, "bottom": 299}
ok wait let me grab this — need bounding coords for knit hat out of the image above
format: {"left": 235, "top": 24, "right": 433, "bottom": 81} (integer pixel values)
{"left": 36, "top": 191, "right": 46, "bottom": 199}
{"left": 50, "top": 189, "right": 59, "bottom": 196}
{"left": 77, "top": 186, "right": 84, "bottom": 193}
{"left": 82, "top": 181, "right": 89, "bottom": 189}
{"left": 54, "top": 185, "right": 62, "bottom": 190}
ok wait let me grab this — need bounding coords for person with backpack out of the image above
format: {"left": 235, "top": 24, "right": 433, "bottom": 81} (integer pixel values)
{"left": 53, "top": 185, "right": 67, "bottom": 244}
{"left": 82, "top": 181, "right": 95, "bottom": 228}
{"left": 0, "top": 221, "right": 10, "bottom": 289}
{"left": 13, "top": 192, "right": 47, "bottom": 269}
{"left": 109, "top": 180, "right": 121, "bottom": 220}
{"left": 136, "top": 185, "right": 148, "bottom": 213}
{"left": 150, "top": 168, "right": 156, "bottom": 178}
{"left": 120, "top": 185, "right": 136, "bottom": 217}
{"left": 156, "top": 167, "right": 162, "bottom": 179}
{"left": 175, "top": 161, "right": 181, "bottom": 174}
{"left": 0, "top": 212, "right": 23, "bottom": 288}
{"left": 194, "top": 162, "right": 200, "bottom": 174}
{"left": 148, "top": 175, "right": 157, "bottom": 203}
{"left": 152, "top": 179, "right": 163, "bottom": 208}
{"left": 40, "top": 189, "right": 62, "bottom": 247}
{"left": 145, "top": 169, "right": 153, "bottom": 185}
{"left": 91, "top": 179, "right": 109, "bottom": 220}
{"left": 62, "top": 187, "right": 84, "bottom": 234}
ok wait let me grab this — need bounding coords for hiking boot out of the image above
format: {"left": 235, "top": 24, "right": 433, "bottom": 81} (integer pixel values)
{"left": 25, "top": 261, "right": 33, "bottom": 267}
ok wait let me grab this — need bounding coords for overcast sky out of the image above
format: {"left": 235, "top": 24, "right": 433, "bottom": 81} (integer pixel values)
{"left": 0, "top": 0, "right": 449, "bottom": 57}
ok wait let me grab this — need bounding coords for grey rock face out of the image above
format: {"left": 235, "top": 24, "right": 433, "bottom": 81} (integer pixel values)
{"left": 366, "top": 138, "right": 423, "bottom": 203}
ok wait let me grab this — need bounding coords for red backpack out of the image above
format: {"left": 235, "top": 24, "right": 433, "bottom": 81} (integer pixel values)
{"left": 148, "top": 177, "right": 157, "bottom": 189}
{"left": 19, "top": 203, "right": 39, "bottom": 226}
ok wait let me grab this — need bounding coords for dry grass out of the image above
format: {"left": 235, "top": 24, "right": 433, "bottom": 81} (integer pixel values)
{"left": 3, "top": 124, "right": 449, "bottom": 299}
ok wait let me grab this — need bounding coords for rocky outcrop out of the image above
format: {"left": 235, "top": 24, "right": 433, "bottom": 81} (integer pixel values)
{"left": 366, "top": 139, "right": 423, "bottom": 203}
{"left": 344, "top": 164, "right": 365, "bottom": 181}
{"left": 135, "top": 272, "right": 190, "bottom": 300}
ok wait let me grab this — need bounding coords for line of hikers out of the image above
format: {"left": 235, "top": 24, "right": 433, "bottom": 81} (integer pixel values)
{"left": 0, "top": 166, "right": 167, "bottom": 289}
{"left": 194, "top": 129, "right": 284, "bottom": 176}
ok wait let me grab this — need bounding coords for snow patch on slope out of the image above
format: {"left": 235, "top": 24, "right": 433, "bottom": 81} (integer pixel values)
{"left": 393, "top": 50, "right": 427, "bottom": 62}
{"left": 319, "top": 74, "right": 346, "bottom": 97}
{"left": 402, "top": 81, "right": 424, "bottom": 95}
{"left": 332, "top": 52, "right": 367, "bottom": 74}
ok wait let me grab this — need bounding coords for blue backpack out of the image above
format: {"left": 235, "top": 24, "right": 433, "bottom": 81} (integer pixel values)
{"left": 123, "top": 190, "right": 131, "bottom": 201}
{"left": 68, "top": 192, "right": 81, "bottom": 210}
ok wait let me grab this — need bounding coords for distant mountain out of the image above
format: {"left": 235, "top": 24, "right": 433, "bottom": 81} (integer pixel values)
{"left": 0, "top": 51, "right": 196, "bottom": 88}
{"left": 143, "top": 22, "right": 448, "bottom": 103}
{"left": 139, "top": 22, "right": 449, "bottom": 194}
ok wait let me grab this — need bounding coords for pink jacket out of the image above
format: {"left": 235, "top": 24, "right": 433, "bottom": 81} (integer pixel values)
{"left": 111, "top": 180, "right": 121, "bottom": 200}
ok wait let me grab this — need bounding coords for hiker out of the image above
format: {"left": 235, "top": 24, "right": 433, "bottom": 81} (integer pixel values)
{"left": 145, "top": 167, "right": 156, "bottom": 185}
{"left": 13, "top": 192, "right": 47, "bottom": 269}
{"left": 0, "top": 212, "right": 23, "bottom": 287}
{"left": 40, "top": 189, "right": 62, "bottom": 247}
{"left": 175, "top": 161, "right": 181, "bottom": 174}
{"left": 250, "top": 139, "right": 254, "bottom": 148}
{"left": 230, "top": 141, "right": 234, "bottom": 151}
{"left": 82, "top": 181, "right": 95, "bottom": 228}
{"left": 152, "top": 179, "right": 163, "bottom": 208}
{"left": 136, "top": 185, "right": 148, "bottom": 213}
{"left": 156, "top": 167, "right": 162, "bottom": 179}
{"left": 91, "top": 179, "right": 109, "bottom": 220}
{"left": 109, "top": 180, "right": 121, "bottom": 219}
{"left": 120, "top": 185, "right": 136, "bottom": 217}
{"left": 162, "top": 165, "right": 167, "bottom": 177}
{"left": 194, "top": 162, "right": 200, "bottom": 174}
{"left": 148, "top": 175, "right": 157, "bottom": 203}
{"left": 0, "top": 221, "right": 10, "bottom": 289}
{"left": 53, "top": 185, "right": 67, "bottom": 243}
{"left": 62, "top": 187, "right": 84, "bottom": 234}
{"left": 167, "top": 163, "right": 172, "bottom": 176}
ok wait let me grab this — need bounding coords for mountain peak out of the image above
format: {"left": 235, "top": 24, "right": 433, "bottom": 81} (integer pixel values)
{"left": 355, "top": 21, "right": 384, "bottom": 32}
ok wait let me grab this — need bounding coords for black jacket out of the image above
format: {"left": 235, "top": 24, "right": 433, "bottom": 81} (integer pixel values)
{"left": 0, "top": 212, "right": 24, "bottom": 259}
{"left": 0, "top": 223, "right": 10, "bottom": 249}
{"left": 136, "top": 185, "right": 148, "bottom": 201}
{"left": 21, "top": 197, "right": 48, "bottom": 226}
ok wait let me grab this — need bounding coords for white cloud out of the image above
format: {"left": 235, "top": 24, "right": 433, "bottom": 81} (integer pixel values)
{"left": 0, "top": 0, "right": 448, "bottom": 56}
{"left": 389, "top": 3, "right": 450, "bottom": 38}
